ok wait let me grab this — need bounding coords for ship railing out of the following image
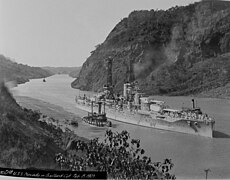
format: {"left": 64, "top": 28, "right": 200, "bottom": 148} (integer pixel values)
{"left": 179, "top": 111, "right": 214, "bottom": 122}
{"left": 156, "top": 108, "right": 215, "bottom": 123}
{"left": 180, "top": 115, "right": 214, "bottom": 123}
{"left": 158, "top": 113, "right": 183, "bottom": 122}
{"left": 159, "top": 112, "right": 198, "bottom": 122}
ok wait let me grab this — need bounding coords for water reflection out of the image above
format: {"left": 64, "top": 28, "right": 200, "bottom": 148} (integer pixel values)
{"left": 213, "top": 131, "right": 230, "bottom": 138}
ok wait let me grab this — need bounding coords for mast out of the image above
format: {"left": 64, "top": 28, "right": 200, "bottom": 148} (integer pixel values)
{"left": 128, "top": 56, "right": 135, "bottom": 83}
{"left": 104, "top": 56, "right": 114, "bottom": 99}
{"left": 127, "top": 45, "right": 135, "bottom": 83}
{"left": 105, "top": 56, "right": 113, "bottom": 87}
{"left": 124, "top": 45, "right": 139, "bottom": 101}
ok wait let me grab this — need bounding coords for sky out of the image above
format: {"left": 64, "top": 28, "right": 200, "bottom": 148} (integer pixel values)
{"left": 0, "top": 0, "right": 198, "bottom": 67}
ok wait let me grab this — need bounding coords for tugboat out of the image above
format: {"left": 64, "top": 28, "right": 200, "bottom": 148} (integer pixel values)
{"left": 82, "top": 101, "right": 112, "bottom": 127}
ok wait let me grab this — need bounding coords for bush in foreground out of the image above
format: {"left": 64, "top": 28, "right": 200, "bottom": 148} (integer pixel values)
{"left": 56, "top": 130, "right": 175, "bottom": 179}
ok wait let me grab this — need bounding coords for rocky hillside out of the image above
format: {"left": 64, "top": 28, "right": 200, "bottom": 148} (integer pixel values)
{"left": 0, "top": 82, "right": 80, "bottom": 169}
{"left": 42, "top": 66, "right": 81, "bottom": 78}
{"left": 0, "top": 82, "right": 58, "bottom": 169}
{"left": 0, "top": 55, "right": 53, "bottom": 84}
{"left": 72, "top": 0, "right": 230, "bottom": 97}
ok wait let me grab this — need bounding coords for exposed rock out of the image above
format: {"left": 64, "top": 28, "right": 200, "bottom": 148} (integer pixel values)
{"left": 72, "top": 1, "right": 230, "bottom": 96}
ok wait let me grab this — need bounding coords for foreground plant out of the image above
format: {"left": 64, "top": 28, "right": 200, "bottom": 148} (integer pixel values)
{"left": 56, "top": 130, "right": 175, "bottom": 179}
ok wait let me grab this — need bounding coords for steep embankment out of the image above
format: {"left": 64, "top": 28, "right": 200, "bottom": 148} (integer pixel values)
{"left": 0, "top": 82, "right": 74, "bottom": 169}
{"left": 0, "top": 55, "right": 53, "bottom": 84}
{"left": 72, "top": 0, "right": 230, "bottom": 97}
{"left": 42, "top": 66, "right": 81, "bottom": 78}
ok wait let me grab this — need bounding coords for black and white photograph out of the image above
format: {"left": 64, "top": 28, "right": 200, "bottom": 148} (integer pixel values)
{"left": 0, "top": 0, "right": 230, "bottom": 179}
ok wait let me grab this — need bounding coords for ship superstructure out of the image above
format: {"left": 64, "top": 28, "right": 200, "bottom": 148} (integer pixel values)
{"left": 75, "top": 57, "right": 215, "bottom": 137}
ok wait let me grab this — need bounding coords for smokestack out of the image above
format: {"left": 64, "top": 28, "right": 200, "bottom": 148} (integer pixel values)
{"left": 123, "top": 83, "right": 128, "bottom": 98}
{"left": 104, "top": 56, "right": 114, "bottom": 100}
{"left": 91, "top": 101, "right": 93, "bottom": 114}
{"left": 98, "top": 102, "right": 102, "bottom": 114}
{"left": 128, "top": 57, "right": 135, "bottom": 83}
{"left": 134, "top": 93, "right": 140, "bottom": 105}
{"left": 192, "top": 99, "right": 195, "bottom": 109}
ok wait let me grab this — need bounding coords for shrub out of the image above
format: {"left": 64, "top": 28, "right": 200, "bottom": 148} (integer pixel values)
{"left": 55, "top": 130, "right": 175, "bottom": 179}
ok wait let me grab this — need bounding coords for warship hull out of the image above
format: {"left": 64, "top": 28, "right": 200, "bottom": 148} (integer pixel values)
{"left": 76, "top": 102, "right": 214, "bottom": 138}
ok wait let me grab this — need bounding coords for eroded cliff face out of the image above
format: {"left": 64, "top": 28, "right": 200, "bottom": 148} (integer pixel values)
{"left": 72, "top": 1, "right": 230, "bottom": 96}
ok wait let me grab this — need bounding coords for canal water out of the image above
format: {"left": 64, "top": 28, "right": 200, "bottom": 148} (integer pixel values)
{"left": 11, "top": 75, "right": 230, "bottom": 179}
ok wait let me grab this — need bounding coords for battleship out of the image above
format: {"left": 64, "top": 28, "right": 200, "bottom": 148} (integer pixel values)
{"left": 75, "top": 57, "right": 215, "bottom": 137}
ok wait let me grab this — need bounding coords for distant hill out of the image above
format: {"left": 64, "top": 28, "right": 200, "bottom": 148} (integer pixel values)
{"left": 42, "top": 66, "right": 81, "bottom": 78}
{"left": 0, "top": 55, "right": 53, "bottom": 84}
{"left": 72, "top": 0, "right": 230, "bottom": 98}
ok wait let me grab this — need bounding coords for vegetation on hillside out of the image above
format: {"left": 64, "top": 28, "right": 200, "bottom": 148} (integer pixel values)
{"left": 0, "top": 82, "right": 73, "bottom": 169}
{"left": 72, "top": 1, "right": 230, "bottom": 98}
{"left": 0, "top": 55, "right": 53, "bottom": 84}
{"left": 148, "top": 53, "right": 230, "bottom": 95}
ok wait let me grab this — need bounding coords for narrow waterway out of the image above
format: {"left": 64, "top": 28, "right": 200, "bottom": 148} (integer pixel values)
{"left": 12, "top": 75, "right": 230, "bottom": 179}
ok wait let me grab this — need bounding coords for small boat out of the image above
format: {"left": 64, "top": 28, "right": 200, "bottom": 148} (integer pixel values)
{"left": 82, "top": 101, "right": 112, "bottom": 127}
{"left": 70, "top": 120, "right": 78, "bottom": 127}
